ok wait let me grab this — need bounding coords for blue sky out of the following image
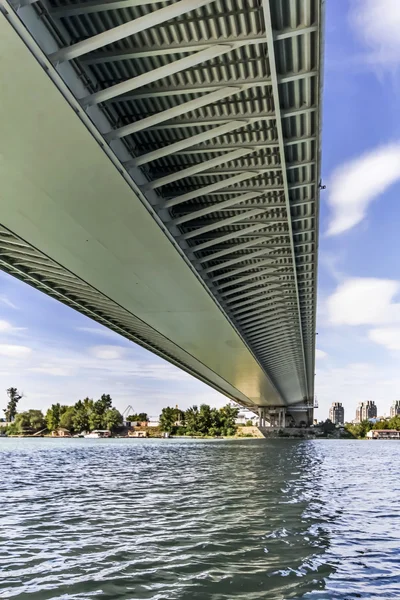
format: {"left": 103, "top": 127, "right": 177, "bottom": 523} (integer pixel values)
{"left": 2, "top": 0, "right": 400, "bottom": 421}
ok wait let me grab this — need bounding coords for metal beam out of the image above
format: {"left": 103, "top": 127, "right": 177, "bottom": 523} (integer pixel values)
{"left": 194, "top": 161, "right": 315, "bottom": 176}
{"left": 172, "top": 192, "right": 263, "bottom": 225}
{"left": 81, "top": 26, "right": 317, "bottom": 63}
{"left": 81, "top": 44, "right": 239, "bottom": 106}
{"left": 263, "top": 0, "right": 309, "bottom": 398}
{"left": 143, "top": 108, "right": 315, "bottom": 129}
{"left": 196, "top": 239, "right": 291, "bottom": 264}
{"left": 193, "top": 223, "right": 271, "bottom": 252}
{"left": 49, "top": 0, "right": 217, "bottom": 63}
{"left": 226, "top": 288, "right": 294, "bottom": 310}
{"left": 106, "top": 86, "right": 248, "bottom": 141}
{"left": 231, "top": 296, "right": 293, "bottom": 316}
{"left": 216, "top": 267, "right": 278, "bottom": 291}
{"left": 144, "top": 149, "right": 254, "bottom": 191}
{"left": 104, "top": 72, "right": 315, "bottom": 101}
{"left": 165, "top": 173, "right": 280, "bottom": 208}
{"left": 173, "top": 143, "right": 278, "bottom": 155}
{"left": 127, "top": 121, "right": 251, "bottom": 167}
{"left": 238, "top": 307, "right": 296, "bottom": 327}
{"left": 172, "top": 137, "right": 315, "bottom": 154}
{"left": 203, "top": 248, "right": 290, "bottom": 273}
{"left": 51, "top": 0, "right": 175, "bottom": 18}
{"left": 221, "top": 274, "right": 281, "bottom": 298}
{"left": 211, "top": 257, "right": 288, "bottom": 283}
{"left": 181, "top": 208, "right": 266, "bottom": 240}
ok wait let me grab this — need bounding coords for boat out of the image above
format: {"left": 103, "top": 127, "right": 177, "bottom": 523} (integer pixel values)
{"left": 83, "top": 430, "right": 111, "bottom": 438}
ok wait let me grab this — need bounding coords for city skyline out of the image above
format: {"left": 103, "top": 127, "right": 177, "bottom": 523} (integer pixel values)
{"left": 2, "top": 2, "right": 400, "bottom": 418}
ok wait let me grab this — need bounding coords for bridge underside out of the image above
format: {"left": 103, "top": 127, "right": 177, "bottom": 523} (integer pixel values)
{"left": 0, "top": 0, "right": 323, "bottom": 420}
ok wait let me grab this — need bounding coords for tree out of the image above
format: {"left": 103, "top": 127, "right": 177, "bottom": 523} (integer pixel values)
{"left": 4, "top": 387, "right": 22, "bottom": 422}
{"left": 14, "top": 412, "right": 30, "bottom": 434}
{"left": 185, "top": 405, "right": 199, "bottom": 435}
{"left": 72, "top": 399, "right": 90, "bottom": 433}
{"left": 46, "top": 403, "right": 62, "bottom": 431}
{"left": 104, "top": 408, "right": 123, "bottom": 432}
{"left": 27, "top": 409, "right": 45, "bottom": 432}
{"left": 59, "top": 407, "right": 75, "bottom": 432}
{"left": 159, "top": 407, "right": 177, "bottom": 433}
{"left": 219, "top": 404, "right": 239, "bottom": 436}
{"left": 11, "top": 410, "right": 45, "bottom": 434}
{"left": 321, "top": 419, "right": 336, "bottom": 435}
{"left": 127, "top": 412, "right": 149, "bottom": 422}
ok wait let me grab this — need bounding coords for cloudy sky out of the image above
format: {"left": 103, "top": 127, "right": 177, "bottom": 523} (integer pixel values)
{"left": 1, "top": 0, "right": 400, "bottom": 421}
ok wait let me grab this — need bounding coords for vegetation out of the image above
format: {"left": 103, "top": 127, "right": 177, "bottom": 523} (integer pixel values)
{"left": 159, "top": 403, "right": 239, "bottom": 437}
{"left": 4, "top": 387, "right": 22, "bottom": 422}
{"left": 3, "top": 389, "right": 122, "bottom": 436}
{"left": 345, "top": 416, "right": 400, "bottom": 439}
{"left": 126, "top": 412, "right": 148, "bottom": 422}
{"left": 6, "top": 410, "right": 46, "bottom": 436}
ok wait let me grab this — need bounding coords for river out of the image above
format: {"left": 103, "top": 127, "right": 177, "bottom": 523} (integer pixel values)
{"left": 0, "top": 438, "right": 399, "bottom": 599}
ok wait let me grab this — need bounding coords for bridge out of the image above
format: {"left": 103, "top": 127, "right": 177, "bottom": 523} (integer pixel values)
{"left": 0, "top": 0, "right": 323, "bottom": 426}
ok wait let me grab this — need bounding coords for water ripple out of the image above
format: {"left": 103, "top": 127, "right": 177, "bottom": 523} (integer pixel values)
{"left": 0, "top": 438, "right": 399, "bottom": 599}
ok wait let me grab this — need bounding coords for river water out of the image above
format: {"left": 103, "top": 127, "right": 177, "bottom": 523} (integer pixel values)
{"left": 1, "top": 438, "right": 399, "bottom": 599}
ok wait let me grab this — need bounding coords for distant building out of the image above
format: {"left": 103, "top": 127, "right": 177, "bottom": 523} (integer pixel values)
{"left": 235, "top": 409, "right": 258, "bottom": 425}
{"left": 355, "top": 401, "right": 377, "bottom": 423}
{"left": 390, "top": 401, "right": 400, "bottom": 418}
{"left": 51, "top": 428, "right": 71, "bottom": 437}
{"left": 366, "top": 429, "right": 400, "bottom": 440}
{"left": 128, "top": 430, "right": 148, "bottom": 438}
{"left": 329, "top": 402, "right": 344, "bottom": 425}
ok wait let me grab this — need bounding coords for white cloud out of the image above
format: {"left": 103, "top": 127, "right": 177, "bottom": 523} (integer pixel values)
{"left": 0, "top": 295, "right": 18, "bottom": 310}
{"left": 368, "top": 328, "right": 400, "bottom": 351}
{"left": 351, "top": 0, "right": 400, "bottom": 67}
{"left": 0, "top": 344, "right": 31, "bottom": 357}
{"left": 327, "top": 278, "right": 400, "bottom": 326}
{"left": 29, "top": 366, "right": 72, "bottom": 377}
{"left": 327, "top": 144, "right": 400, "bottom": 236}
{"left": 0, "top": 319, "right": 26, "bottom": 334}
{"left": 89, "top": 345, "right": 125, "bottom": 360}
{"left": 0, "top": 320, "right": 13, "bottom": 332}
{"left": 315, "top": 349, "right": 328, "bottom": 360}
{"left": 76, "top": 326, "right": 122, "bottom": 340}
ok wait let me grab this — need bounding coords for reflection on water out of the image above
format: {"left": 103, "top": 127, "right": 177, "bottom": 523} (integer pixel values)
{"left": 0, "top": 438, "right": 399, "bottom": 599}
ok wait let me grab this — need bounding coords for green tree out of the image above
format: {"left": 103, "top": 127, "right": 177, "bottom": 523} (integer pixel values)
{"left": 9, "top": 410, "right": 44, "bottom": 434}
{"left": 27, "top": 409, "right": 45, "bottom": 432}
{"left": 184, "top": 405, "right": 199, "bottom": 435}
{"left": 127, "top": 412, "right": 149, "bottom": 422}
{"left": 72, "top": 399, "right": 90, "bottom": 433}
{"left": 46, "top": 403, "right": 63, "bottom": 431}
{"left": 59, "top": 407, "right": 75, "bottom": 432}
{"left": 14, "top": 412, "right": 31, "bottom": 434}
{"left": 388, "top": 415, "right": 400, "bottom": 430}
{"left": 4, "top": 387, "right": 22, "bottom": 422}
{"left": 321, "top": 419, "right": 336, "bottom": 435}
{"left": 159, "top": 407, "right": 177, "bottom": 433}
{"left": 104, "top": 408, "right": 123, "bottom": 432}
{"left": 219, "top": 404, "right": 239, "bottom": 436}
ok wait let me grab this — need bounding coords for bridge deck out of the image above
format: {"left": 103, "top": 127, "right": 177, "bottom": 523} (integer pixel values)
{"left": 0, "top": 0, "right": 323, "bottom": 412}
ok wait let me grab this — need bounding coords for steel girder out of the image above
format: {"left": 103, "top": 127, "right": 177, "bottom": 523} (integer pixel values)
{"left": 1, "top": 0, "right": 323, "bottom": 407}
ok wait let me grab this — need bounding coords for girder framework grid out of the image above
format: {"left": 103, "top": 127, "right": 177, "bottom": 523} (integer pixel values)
{"left": 1, "top": 0, "right": 323, "bottom": 406}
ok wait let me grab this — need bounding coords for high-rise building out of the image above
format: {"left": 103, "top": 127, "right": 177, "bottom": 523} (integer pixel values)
{"left": 329, "top": 402, "right": 344, "bottom": 424}
{"left": 355, "top": 401, "right": 377, "bottom": 423}
{"left": 390, "top": 400, "right": 400, "bottom": 418}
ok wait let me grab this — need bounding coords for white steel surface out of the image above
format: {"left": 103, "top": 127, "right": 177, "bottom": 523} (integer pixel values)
{"left": 0, "top": 0, "right": 324, "bottom": 413}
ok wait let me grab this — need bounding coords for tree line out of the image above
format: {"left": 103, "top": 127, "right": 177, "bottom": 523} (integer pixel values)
{"left": 345, "top": 416, "right": 400, "bottom": 439}
{"left": 159, "top": 404, "right": 239, "bottom": 436}
{"left": 3, "top": 388, "right": 123, "bottom": 435}
{"left": 3, "top": 387, "right": 240, "bottom": 437}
